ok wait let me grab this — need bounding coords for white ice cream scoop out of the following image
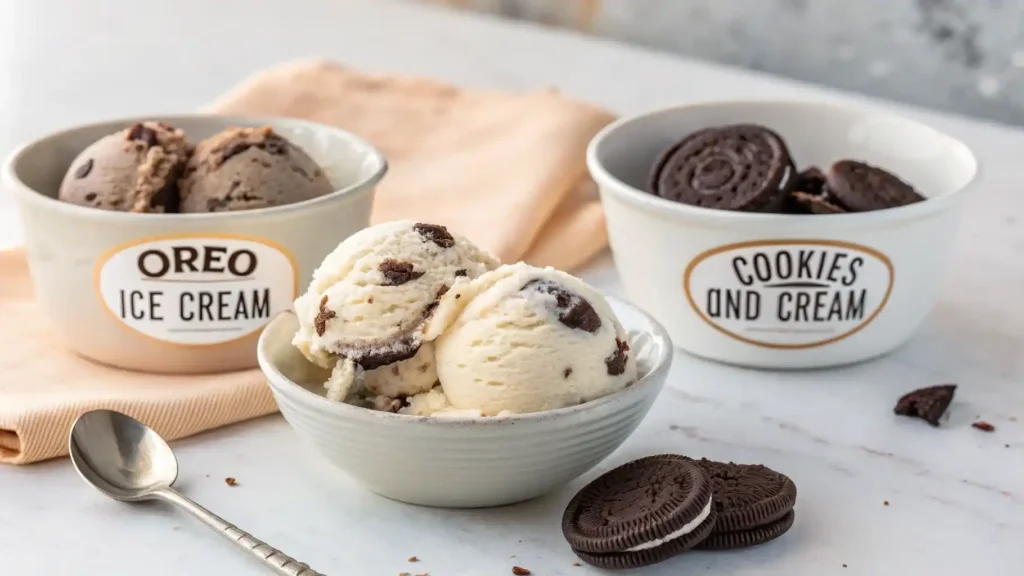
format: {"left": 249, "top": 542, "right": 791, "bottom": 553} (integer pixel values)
{"left": 292, "top": 219, "right": 499, "bottom": 397}
{"left": 423, "top": 263, "right": 637, "bottom": 415}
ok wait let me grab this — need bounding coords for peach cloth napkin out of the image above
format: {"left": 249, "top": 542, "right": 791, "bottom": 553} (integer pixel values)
{"left": 207, "top": 60, "right": 616, "bottom": 270}
{"left": 0, "top": 61, "right": 615, "bottom": 464}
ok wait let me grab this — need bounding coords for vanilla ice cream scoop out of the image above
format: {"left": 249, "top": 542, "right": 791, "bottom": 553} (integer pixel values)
{"left": 293, "top": 220, "right": 499, "bottom": 379}
{"left": 423, "top": 263, "right": 637, "bottom": 415}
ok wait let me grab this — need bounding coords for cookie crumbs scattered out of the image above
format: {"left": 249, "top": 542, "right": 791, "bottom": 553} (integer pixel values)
{"left": 573, "top": 562, "right": 582, "bottom": 567}
{"left": 399, "top": 573, "right": 410, "bottom": 576}
{"left": 972, "top": 421, "right": 996, "bottom": 432}
{"left": 415, "top": 573, "right": 429, "bottom": 576}
{"left": 224, "top": 477, "right": 238, "bottom": 486}
{"left": 883, "top": 500, "right": 889, "bottom": 506}
{"left": 408, "top": 556, "right": 419, "bottom": 562}
{"left": 512, "top": 567, "right": 531, "bottom": 575}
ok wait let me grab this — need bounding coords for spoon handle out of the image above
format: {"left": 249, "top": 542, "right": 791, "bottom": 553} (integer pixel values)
{"left": 155, "top": 488, "right": 325, "bottom": 576}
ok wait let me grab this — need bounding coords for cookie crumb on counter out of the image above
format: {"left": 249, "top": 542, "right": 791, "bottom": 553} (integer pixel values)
{"left": 883, "top": 500, "right": 889, "bottom": 506}
{"left": 224, "top": 477, "right": 238, "bottom": 486}
{"left": 573, "top": 562, "right": 582, "bottom": 567}
{"left": 972, "top": 421, "right": 996, "bottom": 432}
{"left": 408, "top": 556, "right": 419, "bottom": 562}
{"left": 512, "top": 567, "right": 531, "bottom": 575}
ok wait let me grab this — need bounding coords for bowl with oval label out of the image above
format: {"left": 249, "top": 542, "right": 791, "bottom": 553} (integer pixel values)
{"left": 588, "top": 101, "right": 977, "bottom": 368}
{"left": 4, "top": 115, "right": 386, "bottom": 374}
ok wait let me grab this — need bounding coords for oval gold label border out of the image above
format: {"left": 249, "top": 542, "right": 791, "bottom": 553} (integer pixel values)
{"left": 682, "top": 239, "right": 895, "bottom": 350}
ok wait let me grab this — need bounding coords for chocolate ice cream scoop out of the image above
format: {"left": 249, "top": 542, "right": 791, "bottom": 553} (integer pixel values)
{"left": 58, "top": 121, "right": 190, "bottom": 213}
{"left": 179, "top": 126, "right": 333, "bottom": 213}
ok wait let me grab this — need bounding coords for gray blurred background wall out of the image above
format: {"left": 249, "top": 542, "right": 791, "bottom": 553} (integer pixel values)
{"left": 422, "top": 0, "right": 1024, "bottom": 126}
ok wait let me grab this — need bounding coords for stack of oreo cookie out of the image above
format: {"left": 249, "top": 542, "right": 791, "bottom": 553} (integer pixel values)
{"left": 562, "top": 455, "right": 797, "bottom": 569}
{"left": 647, "top": 124, "right": 926, "bottom": 214}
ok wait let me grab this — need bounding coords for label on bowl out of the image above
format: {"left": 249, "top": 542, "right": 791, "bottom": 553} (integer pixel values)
{"left": 683, "top": 240, "right": 893, "bottom": 349}
{"left": 94, "top": 235, "right": 298, "bottom": 345}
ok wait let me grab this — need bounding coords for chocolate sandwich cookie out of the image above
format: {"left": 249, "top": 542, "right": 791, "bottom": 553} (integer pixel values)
{"left": 692, "top": 459, "right": 797, "bottom": 550}
{"left": 826, "top": 160, "right": 926, "bottom": 212}
{"left": 649, "top": 125, "right": 796, "bottom": 212}
{"left": 562, "top": 455, "right": 717, "bottom": 570}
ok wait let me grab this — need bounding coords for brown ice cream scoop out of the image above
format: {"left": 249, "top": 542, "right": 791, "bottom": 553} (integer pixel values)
{"left": 58, "top": 121, "right": 190, "bottom": 213}
{"left": 179, "top": 126, "right": 333, "bottom": 213}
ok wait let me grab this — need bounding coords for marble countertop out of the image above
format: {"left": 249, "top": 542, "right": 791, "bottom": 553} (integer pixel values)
{"left": 1, "top": 0, "right": 1021, "bottom": 574}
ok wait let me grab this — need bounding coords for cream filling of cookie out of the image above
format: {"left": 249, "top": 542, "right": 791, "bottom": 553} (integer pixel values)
{"left": 623, "top": 496, "right": 713, "bottom": 552}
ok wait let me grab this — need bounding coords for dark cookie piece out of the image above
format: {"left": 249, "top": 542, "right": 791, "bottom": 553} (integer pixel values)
{"left": 379, "top": 259, "right": 425, "bottom": 286}
{"left": 691, "top": 459, "right": 796, "bottom": 540}
{"left": 649, "top": 124, "right": 795, "bottom": 212}
{"left": 894, "top": 384, "right": 956, "bottom": 427}
{"left": 826, "top": 160, "right": 926, "bottom": 212}
{"left": 562, "top": 455, "right": 717, "bottom": 569}
{"left": 522, "top": 279, "right": 602, "bottom": 333}
{"left": 74, "top": 159, "right": 94, "bottom": 179}
{"left": 127, "top": 123, "right": 159, "bottom": 147}
{"left": 326, "top": 333, "right": 422, "bottom": 371}
{"left": 454, "top": 268, "right": 468, "bottom": 277}
{"left": 696, "top": 510, "right": 795, "bottom": 551}
{"left": 314, "top": 295, "right": 336, "bottom": 337}
{"left": 792, "top": 167, "right": 828, "bottom": 196}
{"left": 605, "top": 338, "right": 630, "bottom": 376}
{"left": 414, "top": 223, "right": 455, "bottom": 248}
{"left": 790, "top": 191, "right": 848, "bottom": 215}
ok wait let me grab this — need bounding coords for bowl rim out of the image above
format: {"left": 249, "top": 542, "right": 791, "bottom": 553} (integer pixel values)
{"left": 256, "top": 294, "right": 673, "bottom": 427}
{"left": 1, "top": 113, "right": 388, "bottom": 222}
{"left": 587, "top": 99, "right": 980, "bottom": 228}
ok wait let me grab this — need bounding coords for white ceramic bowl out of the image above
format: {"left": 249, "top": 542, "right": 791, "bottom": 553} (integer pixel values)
{"left": 3, "top": 115, "right": 386, "bottom": 374}
{"left": 589, "top": 101, "right": 978, "bottom": 369}
{"left": 257, "top": 296, "right": 672, "bottom": 508}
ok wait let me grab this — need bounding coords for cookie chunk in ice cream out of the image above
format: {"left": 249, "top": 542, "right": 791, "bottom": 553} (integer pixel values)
{"left": 422, "top": 263, "right": 637, "bottom": 416}
{"left": 292, "top": 220, "right": 500, "bottom": 399}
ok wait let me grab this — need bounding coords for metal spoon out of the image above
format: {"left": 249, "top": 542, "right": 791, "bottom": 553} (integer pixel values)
{"left": 69, "top": 409, "right": 324, "bottom": 576}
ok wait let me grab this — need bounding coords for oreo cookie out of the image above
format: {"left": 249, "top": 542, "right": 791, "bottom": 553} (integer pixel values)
{"left": 562, "top": 455, "right": 717, "bottom": 569}
{"left": 649, "top": 125, "right": 795, "bottom": 212}
{"left": 692, "top": 459, "right": 797, "bottom": 551}
{"left": 826, "top": 160, "right": 926, "bottom": 212}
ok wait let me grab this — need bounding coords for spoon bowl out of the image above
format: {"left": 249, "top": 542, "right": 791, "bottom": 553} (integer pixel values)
{"left": 70, "top": 409, "right": 178, "bottom": 502}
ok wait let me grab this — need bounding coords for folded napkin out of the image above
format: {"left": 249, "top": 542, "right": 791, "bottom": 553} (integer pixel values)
{"left": 207, "top": 60, "right": 615, "bottom": 270}
{"left": 1, "top": 61, "right": 614, "bottom": 464}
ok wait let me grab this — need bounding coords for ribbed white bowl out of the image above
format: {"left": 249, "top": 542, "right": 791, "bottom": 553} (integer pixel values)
{"left": 257, "top": 296, "right": 673, "bottom": 508}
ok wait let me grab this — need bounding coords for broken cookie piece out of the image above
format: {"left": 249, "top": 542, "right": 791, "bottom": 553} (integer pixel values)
{"left": 894, "top": 384, "right": 956, "bottom": 427}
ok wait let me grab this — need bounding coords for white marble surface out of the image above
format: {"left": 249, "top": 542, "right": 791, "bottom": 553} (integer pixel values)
{"left": 1, "top": 1, "right": 1022, "bottom": 574}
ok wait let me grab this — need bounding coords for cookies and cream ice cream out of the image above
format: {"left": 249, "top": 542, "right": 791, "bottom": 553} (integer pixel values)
{"left": 58, "top": 122, "right": 334, "bottom": 214}
{"left": 59, "top": 121, "right": 190, "bottom": 213}
{"left": 422, "top": 263, "right": 636, "bottom": 415}
{"left": 291, "top": 223, "right": 637, "bottom": 417}
{"left": 292, "top": 220, "right": 499, "bottom": 400}
{"left": 180, "top": 126, "right": 333, "bottom": 213}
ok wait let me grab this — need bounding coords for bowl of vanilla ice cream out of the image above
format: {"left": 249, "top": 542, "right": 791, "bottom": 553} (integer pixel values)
{"left": 257, "top": 220, "right": 673, "bottom": 508}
